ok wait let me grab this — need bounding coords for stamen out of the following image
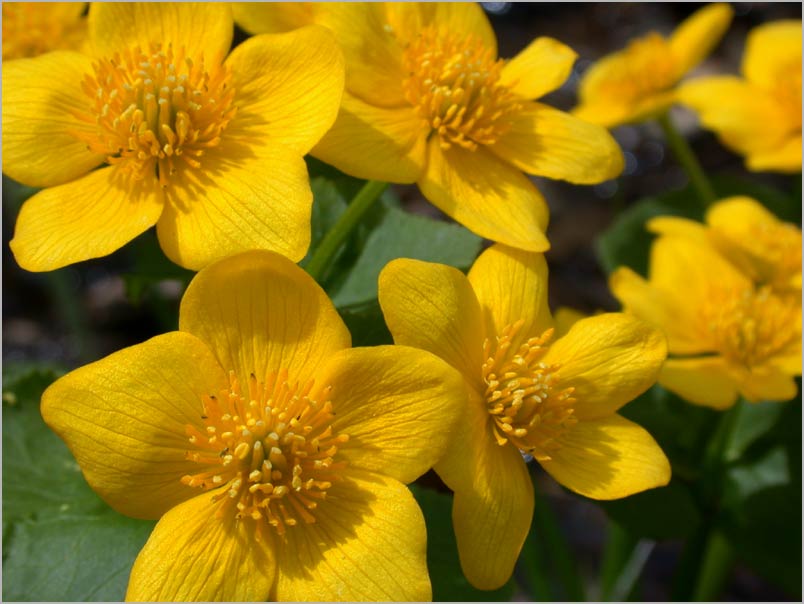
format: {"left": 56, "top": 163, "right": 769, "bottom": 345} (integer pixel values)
{"left": 183, "top": 369, "right": 347, "bottom": 540}
{"left": 72, "top": 43, "right": 237, "bottom": 187}
{"left": 482, "top": 321, "right": 576, "bottom": 460}
{"left": 402, "top": 27, "right": 521, "bottom": 151}
{"left": 701, "top": 285, "right": 801, "bottom": 368}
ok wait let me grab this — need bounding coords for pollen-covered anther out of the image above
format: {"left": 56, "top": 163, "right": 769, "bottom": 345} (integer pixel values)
{"left": 182, "top": 370, "right": 347, "bottom": 540}
{"left": 402, "top": 26, "right": 521, "bottom": 151}
{"left": 481, "top": 320, "right": 576, "bottom": 460}
{"left": 73, "top": 42, "right": 237, "bottom": 187}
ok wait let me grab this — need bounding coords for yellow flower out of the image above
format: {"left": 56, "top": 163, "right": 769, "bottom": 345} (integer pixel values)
{"left": 611, "top": 234, "right": 802, "bottom": 410}
{"left": 2, "top": 2, "right": 87, "bottom": 60}
{"left": 234, "top": 2, "right": 624, "bottom": 252}
{"left": 679, "top": 20, "right": 802, "bottom": 173}
{"left": 41, "top": 250, "right": 466, "bottom": 601}
{"left": 3, "top": 3, "right": 344, "bottom": 272}
{"left": 573, "top": 3, "right": 733, "bottom": 128}
{"left": 378, "top": 244, "right": 670, "bottom": 589}
{"left": 648, "top": 196, "right": 802, "bottom": 294}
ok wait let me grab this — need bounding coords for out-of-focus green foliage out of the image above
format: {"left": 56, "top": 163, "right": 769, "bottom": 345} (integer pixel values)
{"left": 2, "top": 364, "right": 155, "bottom": 601}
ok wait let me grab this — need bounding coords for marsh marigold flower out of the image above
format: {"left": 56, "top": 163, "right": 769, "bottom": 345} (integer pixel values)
{"left": 378, "top": 244, "right": 670, "bottom": 589}
{"left": 610, "top": 221, "right": 802, "bottom": 409}
{"left": 2, "top": 2, "right": 87, "bottom": 60}
{"left": 41, "top": 250, "right": 466, "bottom": 601}
{"left": 573, "top": 3, "right": 733, "bottom": 128}
{"left": 3, "top": 3, "right": 344, "bottom": 271}
{"left": 235, "top": 2, "right": 623, "bottom": 252}
{"left": 679, "top": 20, "right": 802, "bottom": 173}
{"left": 648, "top": 196, "right": 802, "bottom": 294}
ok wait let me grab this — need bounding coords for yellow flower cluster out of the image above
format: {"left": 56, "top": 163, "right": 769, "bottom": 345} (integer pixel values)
{"left": 2, "top": 2, "right": 800, "bottom": 601}
{"left": 611, "top": 198, "right": 802, "bottom": 409}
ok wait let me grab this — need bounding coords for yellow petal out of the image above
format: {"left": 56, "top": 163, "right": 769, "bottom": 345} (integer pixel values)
{"left": 378, "top": 258, "right": 485, "bottom": 382}
{"left": 179, "top": 250, "right": 351, "bottom": 391}
{"left": 41, "top": 332, "right": 227, "bottom": 519}
{"left": 157, "top": 143, "right": 312, "bottom": 270}
{"left": 316, "top": 3, "right": 407, "bottom": 107}
{"left": 649, "top": 235, "right": 751, "bottom": 315}
{"left": 384, "top": 2, "right": 497, "bottom": 57}
{"left": 746, "top": 135, "right": 802, "bottom": 174}
{"left": 490, "top": 102, "right": 624, "bottom": 183}
{"left": 418, "top": 137, "right": 550, "bottom": 251}
{"left": 274, "top": 471, "right": 431, "bottom": 601}
{"left": 10, "top": 166, "right": 164, "bottom": 272}
{"left": 225, "top": 25, "right": 345, "bottom": 156}
{"left": 1, "top": 51, "right": 104, "bottom": 187}
{"left": 317, "top": 346, "right": 466, "bottom": 484}
{"left": 542, "top": 314, "right": 667, "bottom": 420}
{"left": 233, "top": 1, "right": 315, "bottom": 34}
{"left": 573, "top": 29, "right": 679, "bottom": 129}
{"left": 468, "top": 243, "right": 552, "bottom": 352}
{"left": 572, "top": 96, "right": 634, "bottom": 130}
{"left": 740, "top": 368, "right": 799, "bottom": 403}
{"left": 678, "top": 77, "right": 788, "bottom": 155}
{"left": 646, "top": 215, "right": 708, "bottom": 242}
{"left": 609, "top": 267, "right": 704, "bottom": 354}
{"left": 669, "top": 3, "right": 734, "bottom": 75}
{"left": 126, "top": 492, "right": 276, "bottom": 602}
{"left": 540, "top": 414, "right": 670, "bottom": 500}
{"left": 312, "top": 92, "right": 427, "bottom": 183}
{"left": 500, "top": 37, "right": 577, "bottom": 99}
{"left": 659, "top": 356, "right": 740, "bottom": 409}
{"left": 553, "top": 306, "right": 587, "bottom": 338}
{"left": 435, "top": 390, "right": 533, "bottom": 590}
{"left": 742, "top": 20, "right": 802, "bottom": 90}
{"left": 88, "top": 3, "right": 233, "bottom": 64}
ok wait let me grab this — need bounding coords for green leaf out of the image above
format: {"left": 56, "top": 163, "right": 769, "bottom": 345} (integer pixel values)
{"left": 331, "top": 203, "right": 482, "bottom": 307}
{"left": 3, "top": 513, "right": 154, "bottom": 602}
{"left": 722, "top": 483, "right": 802, "bottom": 598}
{"left": 2, "top": 363, "right": 156, "bottom": 601}
{"left": 300, "top": 176, "right": 348, "bottom": 269}
{"left": 724, "top": 401, "right": 786, "bottom": 463}
{"left": 719, "top": 401, "right": 802, "bottom": 598}
{"left": 338, "top": 300, "right": 393, "bottom": 347}
{"left": 2, "top": 364, "right": 102, "bottom": 523}
{"left": 724, "top": 447, "right": 789, "bottom": 503}
{"left": 410, "top": 484, "right": 515, "bottom": 601}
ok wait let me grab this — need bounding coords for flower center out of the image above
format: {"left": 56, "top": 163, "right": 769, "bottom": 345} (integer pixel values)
{"left": 74, "top": 43, "right": 236, "bottom": 187}
{"left": 182, "top": 370, "right": 348, "bottom": 539}
{"left": 402, "top": 26, "right": 521, "bottom": 151}
{"left": 598, "top": 32, "right": 677, "bottom": 105}
{"left": 701, "top": 286, "right": 801, "bottom": 367}
{"left": 481, "top": 320, "right": 576, "bottom": 461}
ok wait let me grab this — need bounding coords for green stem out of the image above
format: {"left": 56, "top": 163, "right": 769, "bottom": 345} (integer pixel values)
{"left": 531, "top": 478, "right": 586, "bottom": 601}
{"left": 518, "top": 526, "right": 556, "bottom": 601}
{"left": 599, "top": 521, "right": 638, "bottom": 600}
{"left": 673, "top": 399, "right": 744, "bottom": 600}
{"left": 304, "top": 180, "right": 388, "bottom": 282}
{"left": 657, "top": 113, "right": 716, "bottom": 207}
{"left": 692, "top": 530, "right": 735, "bottom": 601}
